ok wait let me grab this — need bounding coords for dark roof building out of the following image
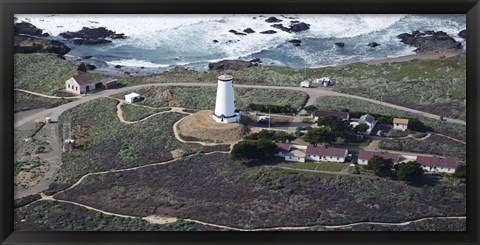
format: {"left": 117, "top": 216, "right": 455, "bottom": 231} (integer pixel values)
{"left": 416, "top": 156, "right": 458, "bottom": 169}
{"left": 358, "top": 114, "right": 376, "bottom": 125}
{"left": 306, "top": 145, "right": 347, "bottom": 157}
{"left": 276, "top": 143, "right": 292, "bottom": 153}
{"left": 312, "top": 110, "right": 349, "bottom": 121}
{"left": 358, "top": 149, "right": 400, "bottom": 162}
{"left": 72, "top": 72, "right": 95, "bottom": 85}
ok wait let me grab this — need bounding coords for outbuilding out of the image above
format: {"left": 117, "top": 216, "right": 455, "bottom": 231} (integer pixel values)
{"left": 65, "top": 73, "right": 97, "bottom": 95}
{"left": 124, "top": 92, "right": 141, "bottom": 103}
{"left": 393, "top": 118, "right": 409, "bottom": 131}
{"left": 101, "top": 78, "right": 118, "bottom": 89}
{"left": 300, "top": 81, "right": 311, "bottom": 88}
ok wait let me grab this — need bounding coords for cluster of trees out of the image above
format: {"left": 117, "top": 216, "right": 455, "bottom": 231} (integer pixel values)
{"left": 244, "top": 130, "right": 296, "bottom": 142}
{"left": 247, "top": 103, "right": 297, "bottom": 114}
{"left": 303, "top": 116, "right": 368, "bottom": 146}
{"left": 230, "top": 139, "right": 278, "bottom": 161}
{"left": 365, "top": 156, "right": 424, "bottom": 183}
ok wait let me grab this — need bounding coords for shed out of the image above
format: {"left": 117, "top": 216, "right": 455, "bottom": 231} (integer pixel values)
{"left": 125, "top": 92, "right": 141, "bottom": 103}
{"left": 101, "top": 78, "right": 118, "bottom": 89}
{"left": 358, "top": 114, "right": 377, "bottom": 134}
{"left": 393, "top": 118, "right": 409, "bottom": 131}
{"left": 300, "top": 81, "right": 311, "bottom": 88}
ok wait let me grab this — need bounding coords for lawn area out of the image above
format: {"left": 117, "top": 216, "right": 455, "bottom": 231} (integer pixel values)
{"left": 112, "top": 86, "right": 308, "bottom": 112}
{"left": 317, "top": 162, "right": 344, "bottom": 172}
{"left": 278, "top": 162, "right": 318, "bottom": 170}
{"left": 313, "top": 96, "right": 465, "bottom": 142}
{"left": 14, "top": 53, "right": 80, "bottom": 95}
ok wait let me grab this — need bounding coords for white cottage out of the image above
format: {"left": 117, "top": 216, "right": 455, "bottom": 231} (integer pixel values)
{"left": 65, "top": 73, "right": 97, "bottom": 95}
{"left": 358, "top": 149, "right": 400, "bottom": 165}
{"left": 393, "top": 118, "right": 409, "bottom": 131}
{"left": 358, "top": 114, "right": 377, "bottom": 134}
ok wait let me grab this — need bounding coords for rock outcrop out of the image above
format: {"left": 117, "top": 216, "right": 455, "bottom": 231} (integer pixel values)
{"left": 260, "top": 30, "right": 277, "bottom": 34}
{"left": 14, "top": 22, "right": 49, "bottom": 37}
{"left": 288, "top": 39, "right": 302, "bottom": 46}
{"left": 208, "top": 59, "right": 260, "bottom": 71}
{"left": 289, "top": 22, "right": 310, "bottom": 32}
{"left": 229, "top": 29, "right": 247, "bottom": 36}
{"left": 367, "top": 42, "right": 380, "bottom": 48}
{"left": 334, "top": 42, "right": 345, "bottom": 47}
{"left": 458, "top": 29, "right": 466, "bottom": 40}
{"left": 14, "top": 35, "right": 71, "bottom": 55}
{"left": 243, "top": 28, "right": 255, "bottom": 34}
{"left": 265, "top": 17, "right": 282, "bottom": 23}
{"left": 397, "top": 30, "right": 462, "bottom": 53}
{"left": 60, "top": 27, "right": 126, "bottom": 45}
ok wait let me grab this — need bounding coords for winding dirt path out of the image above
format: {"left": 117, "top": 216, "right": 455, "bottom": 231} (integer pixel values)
{"left": 15, "top": 88, "right": 83, "bottom": 99}
{"left": 32, "top": 194, "right": 466, "bottom": 231}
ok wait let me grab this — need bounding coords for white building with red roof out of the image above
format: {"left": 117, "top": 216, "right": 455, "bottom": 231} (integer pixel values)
{"left": 416, "top": 156, "right": 458, "bottom": 173}
{"left": 305, "top": 145, "right": 348, "bottom": 163}
{"left": 358, "top": 149, "right": 400, "bottom": 165}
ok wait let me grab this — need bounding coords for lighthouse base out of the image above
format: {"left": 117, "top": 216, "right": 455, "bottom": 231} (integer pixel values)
{"left": 211, "top": 113, "right": 240, "bottom": 123}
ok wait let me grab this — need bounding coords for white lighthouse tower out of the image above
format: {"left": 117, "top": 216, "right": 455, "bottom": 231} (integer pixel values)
{"left": 211, "top": 74, "right": 240, "bottom": 123}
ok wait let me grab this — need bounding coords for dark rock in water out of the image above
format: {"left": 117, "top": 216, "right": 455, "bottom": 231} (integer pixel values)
{"left": 271, "top": 24, "right": 291, "bottom": 33}
{"left": 288, "top": 39, "right": 302, "bottom": 46}
{"left": 397, "top": 30, "right": 462, "bottom": 53}
{"left": 229, "top": 29, "right": 247, "bottom": 35}
{"left": 334, "top": 42, "right": 345, "bottom": 47}
{"left": 243, "top": 28, "right": 255, "bottom": 33}
{"left": 213, "top": 39, "right": 219, "bottom": 43}
{"left": 208, "top": 59, "right": 259, "bottom": 71}
{"left": 260, "top": 30, "right": 277, "bottom": 34}
{"left": 72, "top": 38, "right": 112, "bottom": 45}
{"left": 14, "top": 35, "right": 71, "bottom": 55}
{"left": 14, "top": 22, "right": 45, "bottom": 36}
{"left": 249, "top": 58, "right": 262, "bottom": 63}
{"left": 290, "top": 20, "right": 300, "bottom": 24}
{"left": 124, "top": 71, "right": 130, "bottom": 75}
{"left": 115, "top": 65, "right": 122, "bottom": 69}
{"left": 141, "top": 66, "right": 145, "bottom": 69}
{"left": 290, "top": 22, "right": 310, "bottom": 32}
{"left": 60, "top": 27, "right": 126, "bottom": 45}
{"left": 265, "top": 17, "right": 282, "bottom": 23}
{"left": 78, "top": 63, "right": 97, "bottom": 72}
{"left": 458, "top": 29, "right": 466, "bottom": 39}
{"left": 367, "top": 42, "right": 380, "bottom": 48}
{"left": 82, "top": 55, "right": 93, "bottom": 59}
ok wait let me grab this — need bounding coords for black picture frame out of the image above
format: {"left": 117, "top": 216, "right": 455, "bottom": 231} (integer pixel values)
{"left": 1, "top": 0, "right": 479, "bottom": 244}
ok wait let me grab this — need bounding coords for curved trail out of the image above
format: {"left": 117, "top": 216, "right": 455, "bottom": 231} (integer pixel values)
{"left": 32, "top": 194, "right": 467, "bottom": 231}
{"left": 114, "top": 100, "right": 189, "bottom": 124}
{"left": 15, "top": 88, "right": 83, "bottom": 99}
{"left": 14, "top": 82, "right": 466, "bottom": 128}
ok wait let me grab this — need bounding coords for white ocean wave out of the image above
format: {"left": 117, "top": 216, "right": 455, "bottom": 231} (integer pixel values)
{"left": 105, "top": 59, "right": 170, "bottom": 68}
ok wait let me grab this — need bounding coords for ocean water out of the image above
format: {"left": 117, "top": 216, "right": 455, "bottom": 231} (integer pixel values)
{"left": 15, "top": 14, "right": 466, "bottom": 74}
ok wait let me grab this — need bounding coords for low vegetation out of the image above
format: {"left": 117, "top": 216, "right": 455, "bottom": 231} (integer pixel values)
{"left": 55, "top": 153, "right": 465, "bottom": 229}
{"left": 309, "top": 218, "right": 465, "bottom": 231}
{"left": 379, "top": 134, "right": 466, "bottom": 161}
{"left": 14, "top": 201, "right": 218, "bottom": 231}
{"left": 113, "top": 86, "right": 308, "bottom": 112}
{"left": 15, "top": 91, "right": 70, "bottom": 112}
{"left": 14, "top": 53, "right": 80, "bottom": 95}
{"left": 120, "top": 102, "right": 170, "bottom": 121}
{"left": 313, "top": 96, "right": 465, "bottom": 141}
{"left": 49, "top": 98, "right": 213, "bottom": 194}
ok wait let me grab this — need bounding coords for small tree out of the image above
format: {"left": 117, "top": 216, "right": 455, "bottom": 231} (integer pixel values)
{"left": 366, "top": 156, "right": 394, "bottom": 176}
{"left": 316, "top": 115, "right": 352, "bottom": 137}
{"left": 230, "top": 139, "right": 278, "bottom": 161}
{"left": 273, "top": 131, "right": 296, "bottom": 143}
{"left": 397, "top": 161, "right": 424, "bottom": 183}
{"left": 354, "top": 123, "right": 369, "bottom": 134}
{"left": 408, "top": 118, "right": 427, "bottom": 132}
{"left": 303, "top": 127, "right": 336, "bottom": 146}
